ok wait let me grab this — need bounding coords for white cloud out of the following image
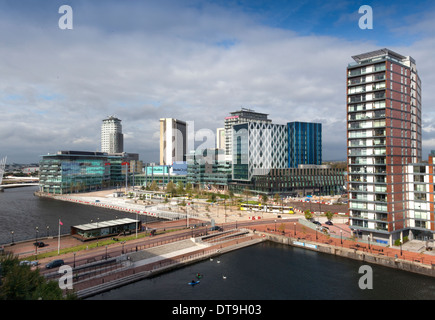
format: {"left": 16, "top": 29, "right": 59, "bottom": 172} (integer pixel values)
{"left": 1, "top": 1, "right": 435, "bottom": 163}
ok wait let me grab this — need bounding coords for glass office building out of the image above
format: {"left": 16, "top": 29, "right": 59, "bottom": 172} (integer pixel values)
{"left": 288, "top": 122, "right": 322, "bottom": 168}
{"left": 39, "top": 151, "right": 111, "bottom": 194}
{"left": 39, "top": 151, "right": 133, "bottom": 194}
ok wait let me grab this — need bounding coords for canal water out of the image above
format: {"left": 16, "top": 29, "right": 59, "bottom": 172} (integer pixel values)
{"left": 89, "top": 241, "right": 435, "bottom": 300}
{"left": 0, "top": 186, "right": 159, "bottom": 245}
{"left": 2, "top": 186, "right": 435, "bottom": 300}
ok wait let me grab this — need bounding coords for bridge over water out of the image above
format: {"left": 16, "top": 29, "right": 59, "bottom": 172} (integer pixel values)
{"left": 0, "top": 183, "right": 39, "bottom": 191}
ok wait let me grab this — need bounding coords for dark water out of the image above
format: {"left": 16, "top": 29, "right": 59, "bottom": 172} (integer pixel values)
{"left": 89, "top": 241, "right": 435, "bottom": 300}
{"left": 0, "top": 186, "right": 159, "bottom": 245}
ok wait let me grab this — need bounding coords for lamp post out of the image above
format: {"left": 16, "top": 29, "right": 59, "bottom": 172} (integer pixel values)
{"left": 97, "top": 218, "right": 99, "bottom": 247}
{"left": 73, "top": 252, "right": 76, "bottom": 268}
{"left": 340, "top": 230, "right": 343, "bottom": 246}
{"left": 46, "top": 226, "right": 50, "bottom": 238}
{"left": 105, "top": 245, "right": 108, "bottom": 260}
{"left": 10, "top": 231, "right": 14, "bottom": 245}
{"left": 35, "top": 227, "right": 39, "bottom": 254}
{"left": 294, "top": 222, "right": 296, "bottom": 237}
{"left": 274, "top": 220, "right": 277, "bottom": 232}
{"left": 400, "top": 240, "right": 402, "bottom": 256}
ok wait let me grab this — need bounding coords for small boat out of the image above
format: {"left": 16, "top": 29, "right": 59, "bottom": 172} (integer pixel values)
{"left": 196, "top": 273, "right": 203, "bottom": 279}
{"left": 188, "top": 280, "right": 200, "bottom": 286}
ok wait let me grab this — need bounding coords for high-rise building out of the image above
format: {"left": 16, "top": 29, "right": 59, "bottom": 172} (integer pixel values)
{"left": 224, "top": 108, "right": 271, "bottom": 159}
{"left": 347, "top": 48, "right": 422, "bottom": 244}
{"left": 288, "top": 121, "right": 322, "bottom": 168}
{"left": 159, "top": 118, "right": 188, "bottom": 165}
{"left": 101, "top": 116, "right": 124, "bottom": 154}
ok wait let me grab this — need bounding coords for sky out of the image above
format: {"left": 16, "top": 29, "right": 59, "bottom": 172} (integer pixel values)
{"left": 1, "top": 0, "right": 435, "bottom": 164}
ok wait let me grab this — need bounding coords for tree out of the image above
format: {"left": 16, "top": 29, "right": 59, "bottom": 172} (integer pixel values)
{"left": 261, "top": 194, "right": 269, "bottom": 205}
{"left": 166, "top": 181, "right": 176, "bottom": 196}
{"left": 325, "top": 211, "right": 334, "bottom": 222}
{"left": 176, "top": 181, "right": 185, "bottom": 195}
{"left": 274, "top": 193, "right": 281, "bottom": 203}
{"left": 0, "top": 253, "right": 76, "bottom": 300}
{"left": 304, "top": 209, "right": 313, "bottom": 221}
{"left": 149, "top": 180, "right": 158, "bottom": 191}
{"left": 243, "top": 187, "right": 251, "bottom": 203}
{"left": 227, "top": 189, "right": 234, "bottom": 205}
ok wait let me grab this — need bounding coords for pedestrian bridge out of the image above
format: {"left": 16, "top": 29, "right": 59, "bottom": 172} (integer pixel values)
{"left": 0, "top": 183, "right": 39, "bottom": 190}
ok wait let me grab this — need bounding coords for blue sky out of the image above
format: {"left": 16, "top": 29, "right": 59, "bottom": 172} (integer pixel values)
{"left": 1, "top": 0, "right": 435, "bottom": 164}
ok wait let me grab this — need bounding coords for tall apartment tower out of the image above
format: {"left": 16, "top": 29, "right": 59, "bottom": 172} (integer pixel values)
{"left": 224, "top": 108, "right": 271, "bottom": 159}
{"left": 160, "top": 118, "right": 188, "bottom": 166}
{"left": 288, "top": 121, "right": 322, "bottom": 168}
{"left": 347, "top": 48, "right": 422, "bottom": 244}
{"left": 101, "top": 116, "right": 124, "bottom": 153}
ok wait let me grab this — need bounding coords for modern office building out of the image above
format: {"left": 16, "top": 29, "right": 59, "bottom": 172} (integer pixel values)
{"left": 101, "top": 116, "right": 124, "bottom": 153}
{"left": 288, "top": 121, "right": 322, "bottom": 168}
{"left": 252, "top": 165, "right": 346, "bottom": 196}
{"left": 232, "top": 122, "right": 288, "bottom": 182}
{"left": 187, "top": 148, "right": 232, "bottom": 190}
{"left": 224, "top": 108, "right": 271, "bottom": 159}
{"left": 38, "top": 150, "right": 137, "bottom": 194}
{"left": 347, "top": 48, "right": 422, "bottom": 244}
{"left": 160, "top": 118, "right": 188, "bottom": 165}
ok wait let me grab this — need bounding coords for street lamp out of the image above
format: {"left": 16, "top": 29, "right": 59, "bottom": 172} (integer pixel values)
{"left": 35, "top": 227, "right": 39, "bottom": 254}
{"left": 340, "top": 230, "right": 343, "bottom": 245}
{"left": 400, "top": 240, "right": 402, "bottom": 256}
{"left": 46, "top": 225, "right": 50, "bottom": 238}
{"left": 73, "top": 252, "right": 76, "bottom": 268}
{"left": 274, "top": 220, "right": 277, "bottom": 232}
{"left": 10, "top": 231, "right": 14, "bottom": 245}
{"left": 294, "top": 222, "right": 296, "bottom": 237}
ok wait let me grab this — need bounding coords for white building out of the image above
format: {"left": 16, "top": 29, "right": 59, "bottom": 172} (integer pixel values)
{"left": 101, "top": 116, "right": 124, "bottom": 154}
{"left": 159, "top": 118, "right": 188, "bottom": 166}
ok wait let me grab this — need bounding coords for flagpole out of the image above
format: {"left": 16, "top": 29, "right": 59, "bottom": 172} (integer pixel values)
{"left": 58, "top": 219, "right": 61, "bottom": 255}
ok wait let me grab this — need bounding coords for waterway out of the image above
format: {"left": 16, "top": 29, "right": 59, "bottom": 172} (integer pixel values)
{"left": 2, "top": 187, "right": 435, "bottom": 300}
{"left": 89, "top": 241, "right": 435, "bottom": 300}
{"left": 0, "top": 186, "right": 160, "bottom": 245}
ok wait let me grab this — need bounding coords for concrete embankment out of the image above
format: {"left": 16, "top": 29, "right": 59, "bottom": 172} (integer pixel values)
{"left": 262, "top": 232, "right": 435, "bottom": 278}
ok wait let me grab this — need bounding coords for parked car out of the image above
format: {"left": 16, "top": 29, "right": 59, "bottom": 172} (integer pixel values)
{"left": 210, "top": 226, "right": 223, "bottom": 231}
{"left": 312, "top": 221, "right": 321, "bottom": 226}
{"left": 45, "top": 259, "right": 64, "bottom": 269}
{"left": 20, "top": 260, "right": 39, "bottom": 266}
{"left": 33, "top": 241, "right": 45, "bottom": 247}
{"left": 325, "top": 220, "right": 333, "bottom": 226}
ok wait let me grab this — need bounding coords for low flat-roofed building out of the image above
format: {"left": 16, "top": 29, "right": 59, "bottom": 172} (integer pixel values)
{"left": 71, "top": 218, "right": 141, "bottom": 241}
